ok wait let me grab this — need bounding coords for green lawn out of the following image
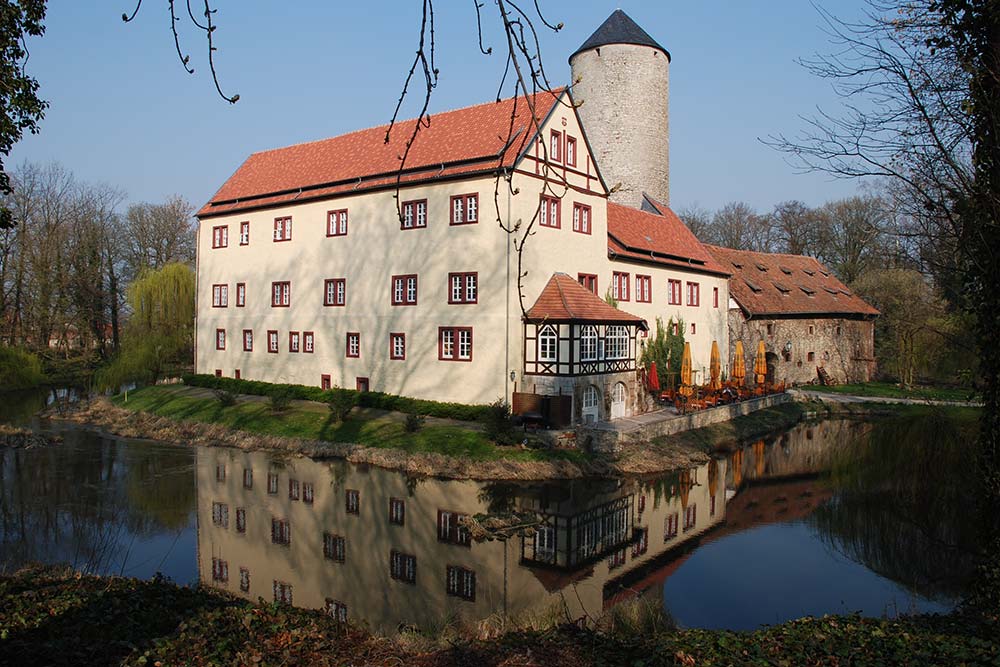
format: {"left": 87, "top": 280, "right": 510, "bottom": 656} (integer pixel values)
{"left": 112, "top": 385, "right": 584, "bottom": 463}
{"left": 808, "top": 381, "right": 979, "bottom": 402}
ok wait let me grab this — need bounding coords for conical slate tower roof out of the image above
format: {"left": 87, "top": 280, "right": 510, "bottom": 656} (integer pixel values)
{"left": 569, "top": 9, "right": 669, "bottom": 61}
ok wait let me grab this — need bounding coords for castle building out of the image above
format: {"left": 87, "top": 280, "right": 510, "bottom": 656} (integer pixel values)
{"left": 195, "top": 10, "right": 731, "bottom": 424}
{"left": 707, "top": 245, "right": 879, "bottom": 385}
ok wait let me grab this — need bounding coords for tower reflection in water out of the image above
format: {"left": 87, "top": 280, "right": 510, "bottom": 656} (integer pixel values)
{"left": 195, "top": 450, "right": 726, "bottom": 633}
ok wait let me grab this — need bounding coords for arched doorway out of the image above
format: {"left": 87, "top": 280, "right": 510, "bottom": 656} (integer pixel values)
{"left": 610, "top": 382, "right": 627, "bottom": 420}
{"left": 765, "top": 352, "right": 780, "bottom": 385}
{"left": 582, "top": 385, "right": 601, "bottom": 424}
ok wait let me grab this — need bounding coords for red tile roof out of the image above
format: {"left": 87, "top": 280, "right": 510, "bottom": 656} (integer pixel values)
{"left": 198, "top": 89, "right": 566, "bottom": 218}
{"left": 607, "top": 200, "right": 729, "bottom": 276}
{"left": 526, "top": 273, "right": 647, "bottom": 327}
{"left": 705, "top": 245, "right": 879, "bottom": 318}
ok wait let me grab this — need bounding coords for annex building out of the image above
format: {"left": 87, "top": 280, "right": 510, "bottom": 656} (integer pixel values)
{"left": 707, "top": 245, "right": 879, "bottom": 385}
{"left": 195, "top": 10, "right": 731, "bottom": 424}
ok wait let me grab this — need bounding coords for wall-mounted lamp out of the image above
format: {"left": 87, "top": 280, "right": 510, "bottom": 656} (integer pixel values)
{"left": 783, "top": 340, "right": 793, "bottom": 353}
{"left": 510, "top": 371, "right": 516, "bottom": 382}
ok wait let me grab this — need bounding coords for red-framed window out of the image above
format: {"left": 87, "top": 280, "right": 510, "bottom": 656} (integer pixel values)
{"left": 214, "top": 369, "right": 222, "bottom": 377}
{"left": 325, "top": 598, "right": 348, "bottom": 622}
{"left": 327, "top": 209, "right": 348, "bottom": 237}
{"left": 389, "top": 498, "right": 405, "bottom": 526}
{"left": 271, "top": 281, "right": 290, "bottom": 307}
{"left": 324, "top": 278, "right": 346, "bottom": 307}
{"left": 446, "top": 565, "right": 476, "bottom": 601}
{"left": 346, "top": 489, "right": 360, "bottom": 514}
{"left": 578, "top": 273, "right": 597, "bottom": 294}
{"left": 668, "top": 279, "right": 682, "bottom": 305}
{"left": 450, "top": 194, "right": 478, "bottom": 225}
{"left": 713, "top": 286, "right": 719, "bottom": 308}
{"left": 215, "top": 328, "right": 226, "bottom": 350}
{"left": 356, "top": 377, "right": 369, "bottom": 392}
{"left": 212, "top": 225, "right": 228, "bottom": 249}
{"left": 212, "top": 284, "right": 229, "bottom": 308}
{"left": 289, "top": 331, "right": 300, "bottom": 353}
{"left": 572, "top": 203, "right": 591, "bottom": 234}
{"left": 273, "top": 216, "right": 292, "bottom": 242}
{"left": 273, "top": 581, "right": 293, "bottom": 604}
{"left": 448, "top": 272, "right": 477, "bottom": 304}
{"left": 664, "top": 512, "right": 679, "bottom": 540}
{"left": 303, "top": 331, "right": 314, "bottom": 353}
{"left": 636, "top": 275, "right": 652, "bottom": 303}
{"left": 391, "top": 275, "right": 418, "bottom": 306}
{"left": 437, "top": 510, "right": 471, "bottom": 546}
{"left": 267, "top": 330, "right": 279, "bottom": 353}
{"left": 439, "top": 327, "right": 473, "bottom": 361}
{"left": 549, "top": 129, "right": 562, "bottom": 162}
{"left": 242, "top": 329, "right": 253, "bottom": 352}
{"left": 691, "top": 322, "right": 697, "bottom": 335}
{"left": 271, "top": 517, "right": 291, "bottom": 546}
{"left": 239, "top": 567, "right": 250, "bottom": 592}
{"left": 234, "top": 369, "right": 240, "bottom": 379}
{"left": 323, "top": 533, "right": 346, "bottom": 562}
{"left": 401, "top": 199, "right": 427, "bottom": 229}
{"left": 321, "top": 374, "right": 331, "bottom": 390}
{"left": 242, "top": 468, "right": 252, "bottom": 491}
{"left": 389, "top": 333, "right": 406, "bottom": 360}
{"left": 686, "top": 281, "right": 700, "bottom": 307}
{"left": 346, "top": 332, "right": 360, "bottom": 358}
{"left": 239, "top": 221, "right": 250, "bottom": 246}
{"left": 613, "top": 272, "right": 630, "bottom": 301}
{"left": 289, "top": 479, "right": 300, "bottom": 501}
{"left": 236, "top": 283, "right": 246, "bottom": 307}
{"left": 566, "top": 135, "right": 577, "bottom": 167}
{"left": 389, "top": 549, "right": 416, "bottom": 584}
{"left": 539, "top": 195, "right": 560, "bottom": 228}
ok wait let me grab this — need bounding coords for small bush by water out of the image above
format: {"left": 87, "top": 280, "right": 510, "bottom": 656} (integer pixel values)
{"left": 0, "top": 346, "right": 45, "bottom": 391}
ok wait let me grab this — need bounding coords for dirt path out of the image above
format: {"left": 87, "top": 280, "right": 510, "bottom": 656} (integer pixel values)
{"left": 791, "top": 388, "right": 983, "bottom": 408}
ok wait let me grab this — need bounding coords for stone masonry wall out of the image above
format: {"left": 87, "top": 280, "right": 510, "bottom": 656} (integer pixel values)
{"left": 570, "top": 43, "right": 670, "bottom": 208}
{"left": 525, "top": 370, "right": 643, "bottom": 424}
{"left": 728, "top": 311, "right": 876, "bottom": 385}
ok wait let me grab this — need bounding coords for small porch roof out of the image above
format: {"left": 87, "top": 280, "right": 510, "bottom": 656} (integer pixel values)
{"left": 525, "top": 273, "right": 648, "bottom": 329}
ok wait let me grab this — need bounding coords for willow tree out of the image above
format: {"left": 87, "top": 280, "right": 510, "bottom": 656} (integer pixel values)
{"left": 96, "top": 262, "right": 194, "bottom": 390}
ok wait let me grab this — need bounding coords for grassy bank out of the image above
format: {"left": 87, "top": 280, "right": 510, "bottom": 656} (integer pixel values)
{"left": 112, "top": 385, "right": 583, "bottom": 464}
{"left": 808, "top": 381, "right": 979, "bottom": 402}
{"left": 1, "top": 567, "right": 996, "bottom": 667}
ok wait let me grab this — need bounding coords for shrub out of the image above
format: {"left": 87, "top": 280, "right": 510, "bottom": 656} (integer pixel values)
{"left": 268, "top": 386, "right": 294, "bottom": 412}
{"left": 0, "top": 346, "right": 46, "bottom": 391}
{"left": 483, "top": 398, "right": 517, "bottom": 445}
{"left": 327, "top": 390, "right": 357, "bottom": 422}
{"left": 181, "top": 374, "right": 491, "bottom": 421}
{"left": 213, "top": 388, "right": 237, "bottom": 407}
{"left": 404, "top": 412, "right": 425, "bottom": 433}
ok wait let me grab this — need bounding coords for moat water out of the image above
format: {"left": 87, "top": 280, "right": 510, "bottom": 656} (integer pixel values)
{"left": 0, "top": 388, "right": 978, "bottom": 631}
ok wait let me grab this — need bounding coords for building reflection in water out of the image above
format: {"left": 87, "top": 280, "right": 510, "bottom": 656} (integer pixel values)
{"left": 195, "top": 450, "right": 727, "bottom": 632}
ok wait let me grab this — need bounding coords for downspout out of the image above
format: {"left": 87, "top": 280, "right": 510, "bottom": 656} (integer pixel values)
{"left": 505, "top": 168, "right": 512, "bottom": 404}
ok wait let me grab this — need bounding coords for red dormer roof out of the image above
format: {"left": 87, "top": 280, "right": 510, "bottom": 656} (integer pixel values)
{"left": 607, "top": 199, "right": 729, "bottom": 276}
{"left": 526, "top": 273, "right": 647, "bottom": 327}
{"left": 705, "top": 245, "right": 880, "bottom": 318}
{"left": 198, "top": 89, "right": 566, "bottom": 218}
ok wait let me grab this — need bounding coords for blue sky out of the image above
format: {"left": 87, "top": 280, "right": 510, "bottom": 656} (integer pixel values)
{"left": 10, "top": 1, "right": 873, "bottom": 213}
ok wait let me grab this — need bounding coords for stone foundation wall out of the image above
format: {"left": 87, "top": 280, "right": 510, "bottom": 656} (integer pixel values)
{"left": 523, "top": 370, "right": 644, "bottom": 424}
{"left": 582, "top": 392, "right": 793, "bottom": 455}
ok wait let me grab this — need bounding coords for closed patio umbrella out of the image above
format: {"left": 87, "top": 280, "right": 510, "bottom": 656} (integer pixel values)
{"left": 679, "top": 342, "right": 693, "bottom": 396}
{"left": 648, "top": 361, "right": 661, "bottom": 393}
{"left": 754, "top": 340, "right": 768, "bottom": 385}
{"left": 709, "top": 340, "right": 721, "bottom": 390}
{"left": 732, "top": 341, "right": 746, "bottom": 386}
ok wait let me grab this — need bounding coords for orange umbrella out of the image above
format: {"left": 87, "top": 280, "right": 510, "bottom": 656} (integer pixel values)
{"left": 679, "top": 342, "right": 693, "bottom": 396}
{"left": 754, "top": 340, "right": 768, "bottom": 385}
{"left": 732, "top": 341, "right": 746, "bottom": 386}
{"left": 648, "top": 361, "right": 661, "bottom": 392}
{"left": 709, "top": 340, "right": 721, "bottom": 390}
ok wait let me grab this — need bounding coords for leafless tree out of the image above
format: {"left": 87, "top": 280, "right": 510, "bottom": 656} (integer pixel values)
{"left": 675, "top": 204, "right": 715, "bottom": 244}
{"left": 711, "top": 201, "right": 776, "bottom": 252}
{"left": 123, "top": 196, "right": 195, "bottom": 280}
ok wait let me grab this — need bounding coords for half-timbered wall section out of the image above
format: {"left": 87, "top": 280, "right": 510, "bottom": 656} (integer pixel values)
{"left": 523, "top": 322, "right": 640, "bottom": 377}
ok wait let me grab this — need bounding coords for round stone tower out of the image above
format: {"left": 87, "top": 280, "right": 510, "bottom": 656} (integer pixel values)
{"left": 570, "top": 9, "right": 670, "bottom": 208}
